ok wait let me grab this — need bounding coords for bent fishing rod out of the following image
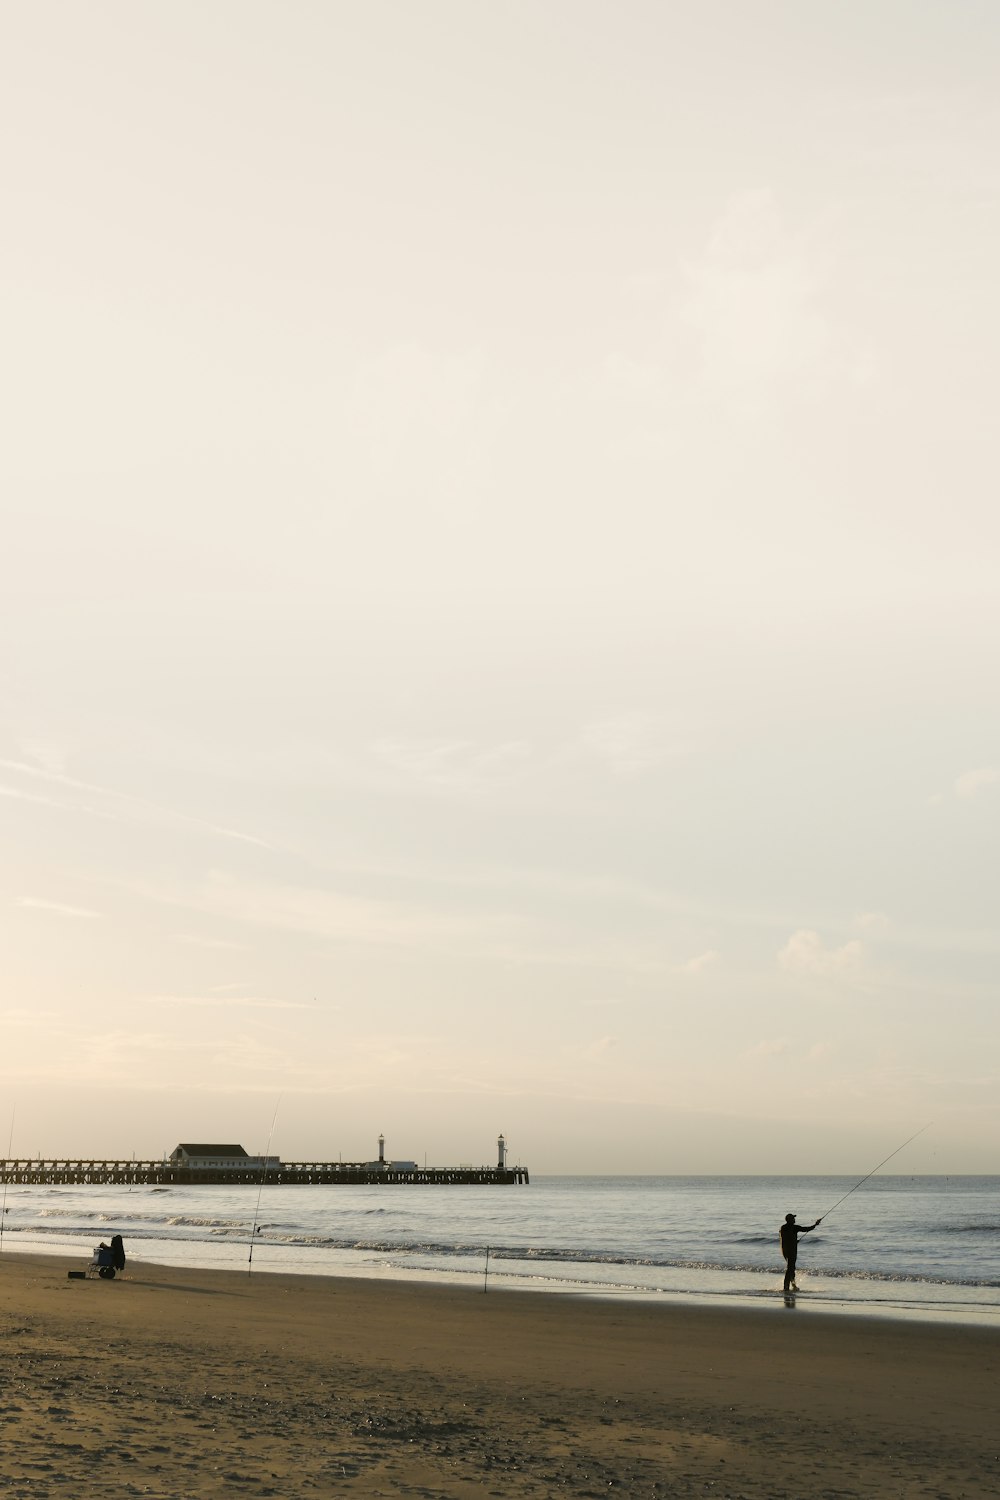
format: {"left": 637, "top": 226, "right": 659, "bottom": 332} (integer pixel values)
{"left": 819, "top": 1122, "right": 932, "bottom": 1223}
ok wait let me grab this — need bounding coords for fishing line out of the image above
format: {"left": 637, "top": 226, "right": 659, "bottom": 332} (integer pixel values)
{"left": 820, "top": 1122, "right": 932, "bottom": 1222}
{"left": 0, "top": 1105, "right": 13, "bottom": 1254}
{"left": 248, "top": 1097, "right": 281, "bottom": 1275}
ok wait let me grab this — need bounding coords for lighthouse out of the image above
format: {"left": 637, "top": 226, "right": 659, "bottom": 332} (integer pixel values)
{"left": 497, "top": 1134, "right": 506, "bottom": 1170}
{"left": 378, "top": 1133, "right": 385, "bottom": 1167}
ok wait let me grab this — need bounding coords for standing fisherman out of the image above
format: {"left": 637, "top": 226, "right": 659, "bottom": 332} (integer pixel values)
{"left": 779, "top": 1212, "right": 821, "bottom": 1292}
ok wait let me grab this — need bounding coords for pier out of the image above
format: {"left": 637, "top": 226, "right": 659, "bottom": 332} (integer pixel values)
{"left": 0, "top": 1158, "right": 529, "bottom": 1188}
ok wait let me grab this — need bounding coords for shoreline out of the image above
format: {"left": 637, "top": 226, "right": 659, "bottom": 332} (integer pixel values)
{"left": 6, "top": 1231, "right": 998, "bottom": 1332}
{"left": 2, "top": 1251, "right": 998, "bottom": 1496}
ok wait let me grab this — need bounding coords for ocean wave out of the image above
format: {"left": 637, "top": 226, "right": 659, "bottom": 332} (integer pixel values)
{"left": 809, "top": 1264, "right": 1000, "bottom": 1290}
{"left": 34, "top": 1206, "right": 177, "bottom": 1226}
{"left": 166, "top": 1216, "right": 251, "bottom": 1230}
{"left": 35, "top": 1207, "right": 101, "bottom": 1219}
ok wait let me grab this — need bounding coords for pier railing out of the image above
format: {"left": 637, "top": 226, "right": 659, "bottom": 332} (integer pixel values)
{"left": 0, "top": 1159, "right": 528, "bottom": 1187}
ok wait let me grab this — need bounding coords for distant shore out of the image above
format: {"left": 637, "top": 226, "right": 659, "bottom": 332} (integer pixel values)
{"left": 1, "top": 1251, "right": 997, "bottom": 1496}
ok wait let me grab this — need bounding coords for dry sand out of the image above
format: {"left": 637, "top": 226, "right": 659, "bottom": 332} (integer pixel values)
{"left": 1, "top": 1252, "right": 997, "bottom": 1498}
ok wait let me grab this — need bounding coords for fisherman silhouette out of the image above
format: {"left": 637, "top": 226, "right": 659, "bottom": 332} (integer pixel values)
{"left": 779, "top": 1212, "right": 821, "bottom": 1292}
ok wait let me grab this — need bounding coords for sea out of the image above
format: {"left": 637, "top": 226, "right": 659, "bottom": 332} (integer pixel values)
{"left": 2, "top": 1175, "right": 997, "bottom": 1328}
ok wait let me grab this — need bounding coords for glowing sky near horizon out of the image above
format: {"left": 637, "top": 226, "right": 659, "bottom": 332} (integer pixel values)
{"left": 1, "top": 1, "right": 997, "bottom": 1173}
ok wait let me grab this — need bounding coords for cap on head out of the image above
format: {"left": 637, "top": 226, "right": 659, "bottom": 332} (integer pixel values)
{"left": 785, "top": 1213, "right": 796, "bottom": 1222}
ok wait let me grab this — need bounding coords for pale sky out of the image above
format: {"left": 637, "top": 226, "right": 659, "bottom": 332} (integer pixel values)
{"left": 2, "top": 2, "right": 997, "bottom": 1173}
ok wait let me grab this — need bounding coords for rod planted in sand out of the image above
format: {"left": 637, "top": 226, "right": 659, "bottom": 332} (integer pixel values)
{"left": 249, "top": 1097, "right": 281, "bottom": 1274}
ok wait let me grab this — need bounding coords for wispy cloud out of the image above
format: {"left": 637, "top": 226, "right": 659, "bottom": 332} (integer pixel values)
{"left": 853, "top": 911, "right": 890, "bottom": 933}
{"left": 197, "top": 870, "right": 510, "bottom": 952}
{"left": 580, "top": 1035, "right": 619, "bottom": 1062}
{"left": 17, "top": 739, "right": 68, "bottom": 776}
{"left": 172, "top": 934, "right": 247, "bottom": 951}
{"left": 954, "top": 766, "right": 1000, "bottom": 799}
{"left": 0, "top": 758, "right": 272, "bottom": 848}
{"left": 747, "top": 1037, "right": 833, "bottom": 1064}
{"left": 15, "top": 897, "right": 101, "bottom": 919}
{"left": 370, "top": 716, "right": 689, "bottom": 796}
{"left": 142, "top": 993, "right": 314, "bottom": 1011}
{"left": 0, "top": 758, "right": 121, "bottom": 798}
{"left": 677, "top": 950, "right": 720, "bottom": 976}
{"left": 371, "top": 736, "right": 530, "bottom": 796}
{"left": 0, "top": 1006, "right": 63, "bottom": 1025}
{"left": 777, "top": 929, "right": 865, "bottom": 979}
{"left": 806, "top": 1042, "right": 834, "bottom": 1062}
{"left": 0, "top": 783, "right": 78, "bottom": 811}
{"left": 572, "top": 715, "right": 677, "bottom": 777}
{"left": 748, "top": 1037, "right": 790, "bottom": 1058}
{"left": 681, "top": 189, "right": 869, "bottom": 412}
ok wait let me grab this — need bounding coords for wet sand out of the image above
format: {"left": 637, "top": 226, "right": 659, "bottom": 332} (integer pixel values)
{"left": 1, "top": 1252, "right": 997, "bottom": 1497}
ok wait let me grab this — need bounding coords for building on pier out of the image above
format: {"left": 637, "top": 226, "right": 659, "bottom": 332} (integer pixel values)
{"left": 169, "top": 1143, "right": 282, "bottom": 1172}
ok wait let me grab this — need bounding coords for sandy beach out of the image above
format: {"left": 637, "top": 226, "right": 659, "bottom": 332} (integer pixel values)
{"left": 0, "top": 1253, "right": 997, "bottom": 1498}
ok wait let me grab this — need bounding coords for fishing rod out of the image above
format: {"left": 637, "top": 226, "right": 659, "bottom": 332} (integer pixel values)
{"left": 820, "top": 1123, "right": 932, "bottom": 1223}
{"left": 0, "top": 1105, "right": 14, "bottom": 1254}
{"left": 248, "top": 1097, "right": 281, "bottom": 1275}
